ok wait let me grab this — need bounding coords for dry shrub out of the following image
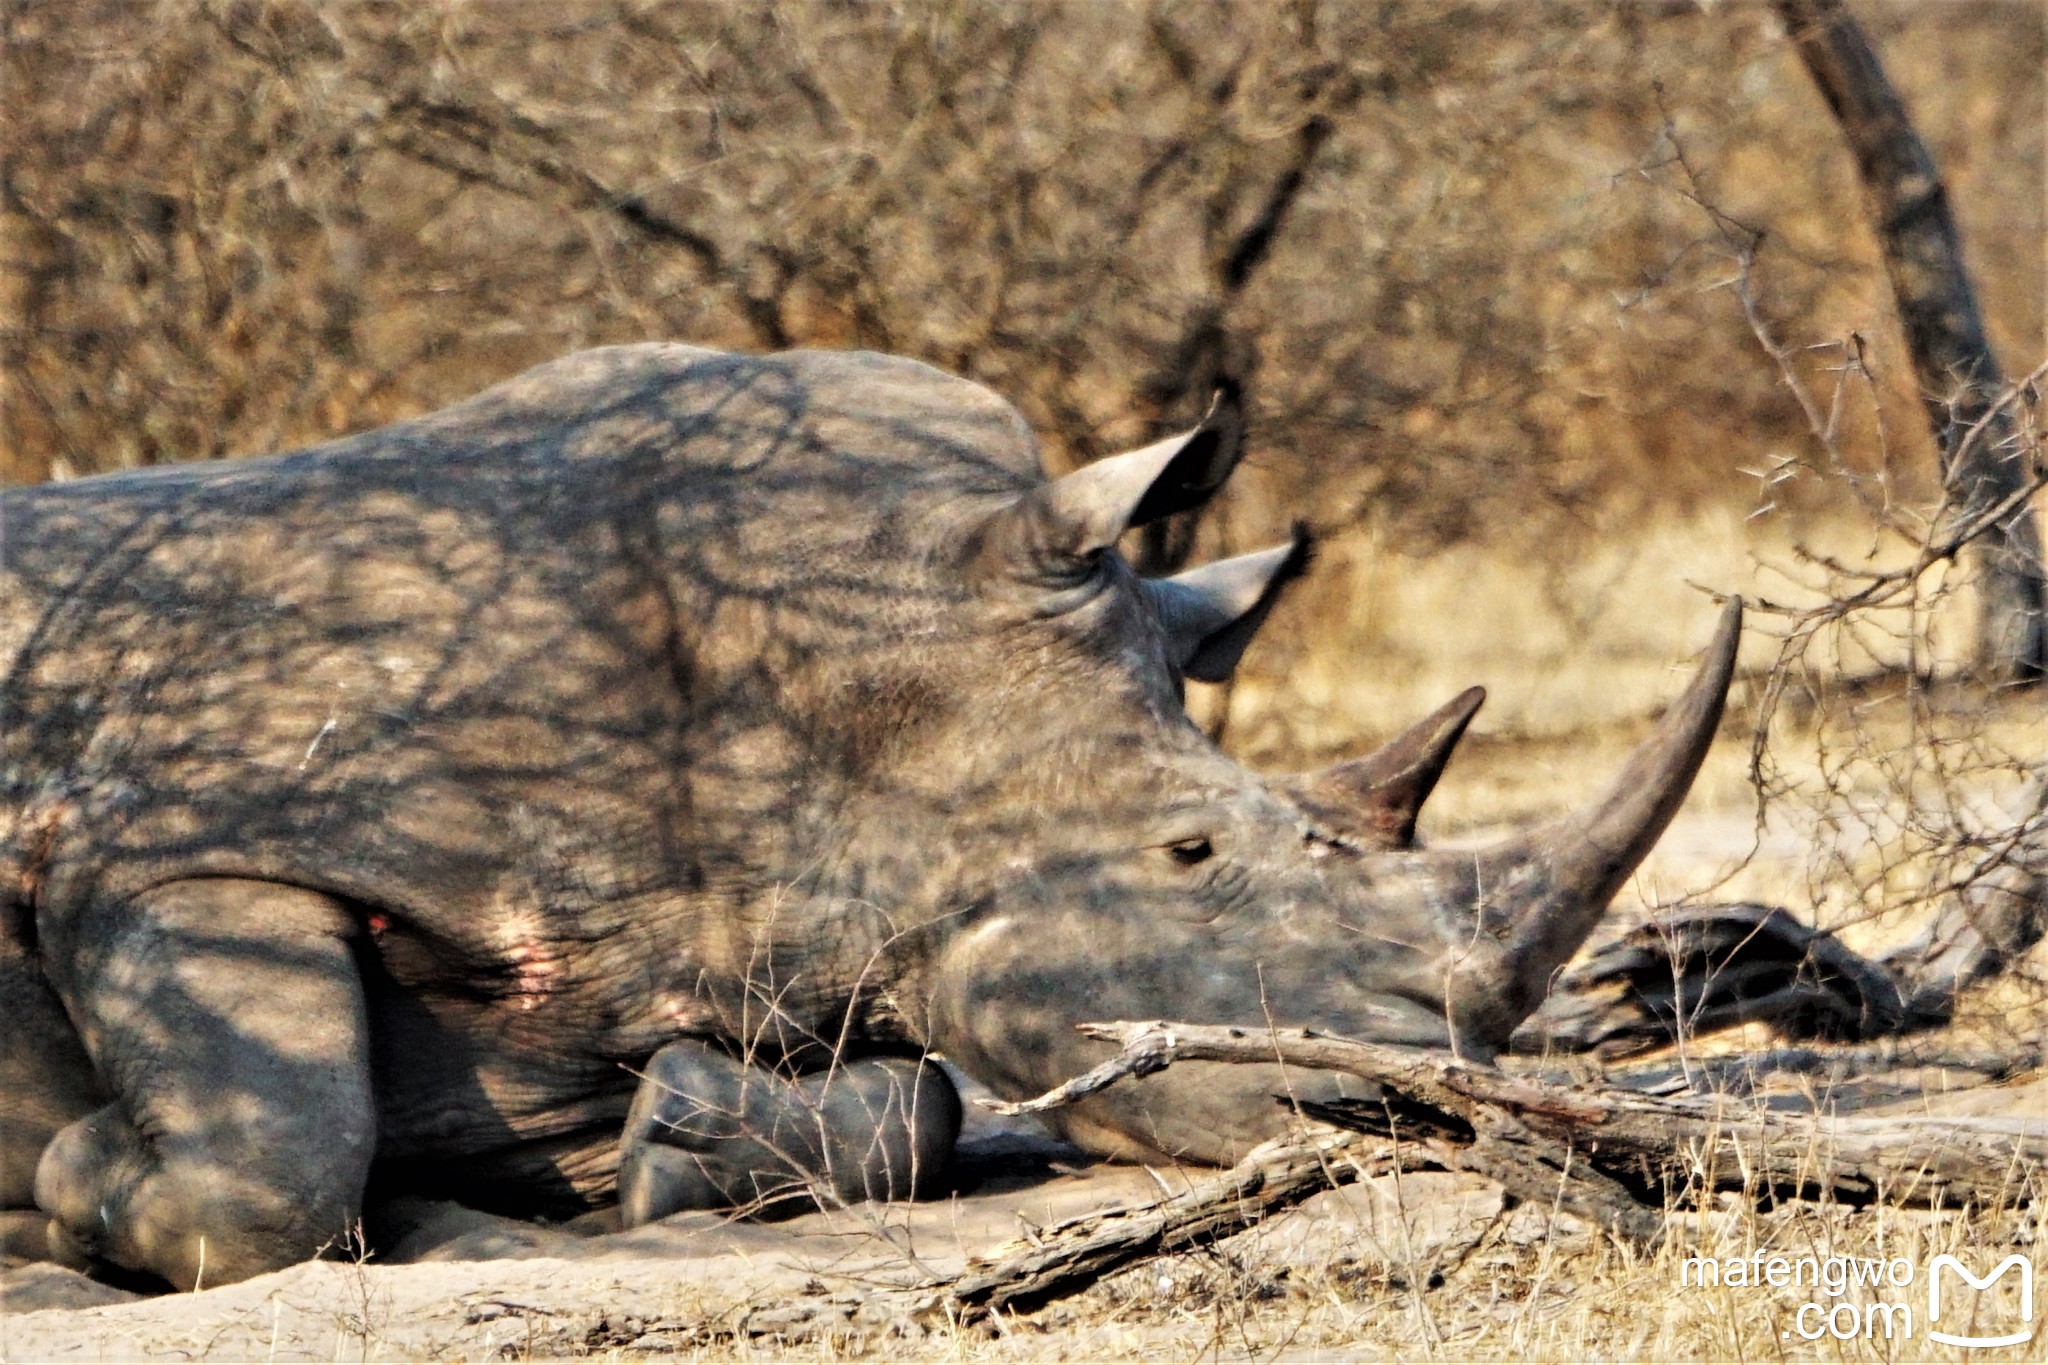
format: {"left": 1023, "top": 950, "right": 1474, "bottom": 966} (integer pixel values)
{"left": 4, "top": 2, "right": 2039, "bottom": 547}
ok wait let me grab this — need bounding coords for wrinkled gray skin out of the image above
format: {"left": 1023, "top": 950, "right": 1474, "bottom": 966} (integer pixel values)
{"left": 613, "top": 684, "right": 1493, "bottom": 1229}
{"left": 0, "top": 344, "right": 1739, "bottom": 1289}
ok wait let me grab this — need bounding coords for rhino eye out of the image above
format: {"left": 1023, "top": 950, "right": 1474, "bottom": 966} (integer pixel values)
{"left": 1167, "top": 837, "right": 1214, "bottom": 866}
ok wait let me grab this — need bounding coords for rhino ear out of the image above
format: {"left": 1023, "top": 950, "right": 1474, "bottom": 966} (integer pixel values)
{"left": 980, "top": 389, "right": 1244, "bottom": 585}
{"left": 1288, "top": 686, "right": 1486, "bottom": 849}
{"left": 1143, "top": 528, "right": 1312, "bottom": 682}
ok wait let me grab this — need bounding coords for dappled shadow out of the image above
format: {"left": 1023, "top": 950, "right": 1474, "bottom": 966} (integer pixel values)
{"left": 0, "top": 343, "right": 1734, "bottom": 1286}
{"left": 0, "top": 345, "right": 1061, "bottom": 1229}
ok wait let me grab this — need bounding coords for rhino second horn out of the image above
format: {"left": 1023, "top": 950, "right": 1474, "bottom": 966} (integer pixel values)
{"left": 1290, "top": 684, "right": 1486, "bottom": 849}
{"left": 1441, "top": 597, "right": 1743, "bottom": 1040}
{"left": 980, "top": 390, "right": 1245, "bottom": 584}
{"left": 1145, "top": 527, "right": 1312, "bottom": 682}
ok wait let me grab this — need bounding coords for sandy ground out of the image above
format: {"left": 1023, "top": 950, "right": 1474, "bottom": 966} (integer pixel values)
{"left": 6, "top": 1062, "right": 2043, "bottom": 1361}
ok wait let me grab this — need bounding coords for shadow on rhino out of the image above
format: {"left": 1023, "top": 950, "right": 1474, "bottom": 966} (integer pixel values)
{"left": 0, "top": 344, "right": 1737, "bottom": 1290}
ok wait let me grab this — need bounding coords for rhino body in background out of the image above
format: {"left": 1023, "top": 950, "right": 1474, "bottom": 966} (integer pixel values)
{"left": 0, "top": 344, "right": 1738, "bottom": 1289}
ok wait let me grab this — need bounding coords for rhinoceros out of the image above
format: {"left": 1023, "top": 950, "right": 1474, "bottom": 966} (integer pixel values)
{"left": 0, "top": 343, "right": 1738, "bottom": 1289}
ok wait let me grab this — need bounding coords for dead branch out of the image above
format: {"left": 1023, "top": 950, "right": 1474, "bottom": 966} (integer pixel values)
{"left": 933, "top": 1130, "right": 1394, "bottom": 1320}
{"left": 599, "top": 1017, "right": 2044, "bottom": 1348}
{"left": 1510, "top": 832, "right": 2045, "bottom": 1057}
{"left": 1057, "top": 1021, "right": 2045, "bottom": 1216}
{"left": 606, "top": 1129, "right": 1402, "bottom": 1348}
{"left": 1043, "top": 1024, "right": 1662, "bottom": 1242}
{"left": 975, "top": 1024, "right": 1180, "bottom": 1116}
{"left": 1517, "top": 902, "right": 1914, "bottom": 1056}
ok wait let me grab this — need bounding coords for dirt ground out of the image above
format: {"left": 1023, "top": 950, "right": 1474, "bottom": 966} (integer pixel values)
{"left": 5, "top": 1051, "right": 2045, "bottom": 1359}
{"left": 3, "top": 1156, "right": 1541, "bottom": 1361}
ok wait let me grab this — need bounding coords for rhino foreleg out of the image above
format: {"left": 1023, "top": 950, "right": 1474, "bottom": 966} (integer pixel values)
{"left": 1, "top": 923, "right": 105, "bottom": 1267}
{"left": 34, "top": 879, "right": 374, "bottom": 1289}
{"left": 617, "top": 1040, "right": 959, "bottom": 1227}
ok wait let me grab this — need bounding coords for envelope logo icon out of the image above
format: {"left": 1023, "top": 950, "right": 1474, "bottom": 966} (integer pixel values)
{"left": 1928, "top": 1254, "right": 2034, "bottom": 1349}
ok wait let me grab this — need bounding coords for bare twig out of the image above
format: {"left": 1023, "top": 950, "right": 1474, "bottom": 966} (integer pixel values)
{"left": 974, "top": 1025, "right": 1180, "bottom": 1116}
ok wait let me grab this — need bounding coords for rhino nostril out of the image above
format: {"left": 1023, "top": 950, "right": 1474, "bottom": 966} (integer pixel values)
{"left": 1168, "top": 837, "right": 1214, "bottom": 866}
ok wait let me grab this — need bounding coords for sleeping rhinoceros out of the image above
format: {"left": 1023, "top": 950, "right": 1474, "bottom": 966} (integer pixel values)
{"left": 0, "top": 344, "right": 1738, "bottom": 1288}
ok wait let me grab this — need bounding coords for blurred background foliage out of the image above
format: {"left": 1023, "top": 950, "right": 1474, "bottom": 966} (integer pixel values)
{"left": 1, "top": 0, "right": 2042, "bottom": 761}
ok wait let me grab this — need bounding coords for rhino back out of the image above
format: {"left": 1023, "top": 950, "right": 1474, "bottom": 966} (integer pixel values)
{"left": 0, "top": 343, "right": 1041, "bottom": 995}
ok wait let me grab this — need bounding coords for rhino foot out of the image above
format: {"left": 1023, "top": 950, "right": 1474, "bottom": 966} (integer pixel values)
{"left": 617, "top": 1040, "right": 960, "bottom": 1227}
{"left": 34, "top": 878, "right": 376, "bottom": 1290}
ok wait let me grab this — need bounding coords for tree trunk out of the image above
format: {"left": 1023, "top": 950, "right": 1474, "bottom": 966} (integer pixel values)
{"left": 1129, "top": 110, "right": 1340, "bottom": 580}
{"left": 1775, "top": 0, "right": 2046, "bottom": 683}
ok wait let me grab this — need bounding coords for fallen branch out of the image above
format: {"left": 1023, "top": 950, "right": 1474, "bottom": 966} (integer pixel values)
{"left": 978, "top": 1024, "right": 1180, "bottom": 1116}
{"left": 1514, "top": 877, "right": 2048, "bottom": 1057}
{"left": 979, "top": 1019, "right": 1657, "bottom": 1239}
{"left": 1515, "top": 902, "right": 1914, "bottom": 1056}
{"left": 940, "top": 1133, "right": 1392, "bottom": 1317}
{"left": 1060, "top": 1021, "right": 2046, "bottom": 1216}
{"left": 603, "top": 1020, "right": 2044, "bottom": 1347}
{"left": 1027, "top": 1023, "right": 1661, "bottom": 1240}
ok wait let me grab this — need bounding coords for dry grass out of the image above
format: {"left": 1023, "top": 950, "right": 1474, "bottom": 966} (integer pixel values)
{"left": 1229, "top": 506, "right": 2002, "bottom": 760}
{"left": 1229, "top": 507, "right": 2046, "bottom": 935}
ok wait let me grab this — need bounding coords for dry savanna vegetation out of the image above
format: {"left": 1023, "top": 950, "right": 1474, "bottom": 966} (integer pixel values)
{"left": 2, "top": 0, "right": 2045, "bottom": 1359}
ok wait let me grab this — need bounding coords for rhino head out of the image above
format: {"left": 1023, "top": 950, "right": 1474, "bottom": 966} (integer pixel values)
{"left": 852, "top": 397, "right": 1740, "bottom": 1166}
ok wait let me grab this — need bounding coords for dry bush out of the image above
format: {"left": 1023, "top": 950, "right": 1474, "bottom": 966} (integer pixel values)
{"left": 5, "top": 2, "right": 2039, "bottom": 550}
{"left": 4, "top": 0, "right": 2044, "bottom": 1122}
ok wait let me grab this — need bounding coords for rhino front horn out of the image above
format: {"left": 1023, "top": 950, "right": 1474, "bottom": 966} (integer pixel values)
{"left": 1439, "top": 597, "right": 1743, "bottom": 1044}
{"left": 978, "top": 390, "right": 1244, "bottom": 586}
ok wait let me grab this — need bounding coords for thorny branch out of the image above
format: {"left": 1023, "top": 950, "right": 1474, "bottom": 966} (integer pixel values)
{"left": 1774, "top": 0, "right": 2046, "bottom": 682}
{"left": 1641, "top": 99, "right": 2048, "bottom": 1006}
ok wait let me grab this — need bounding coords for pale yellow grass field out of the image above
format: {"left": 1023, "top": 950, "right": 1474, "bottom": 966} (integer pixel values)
{"left": 1229, "top": 508, "right": 2047, "bottom": 940}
